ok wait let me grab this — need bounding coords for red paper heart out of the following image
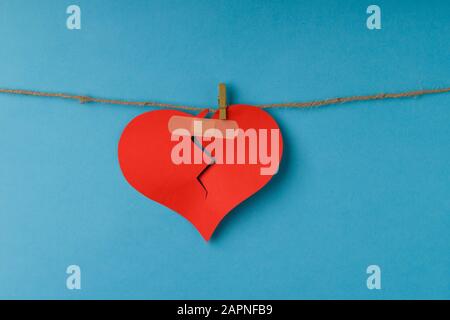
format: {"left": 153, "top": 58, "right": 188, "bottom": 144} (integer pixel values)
{"left": 118, "top": 105, "right": 283, "bottom": 240}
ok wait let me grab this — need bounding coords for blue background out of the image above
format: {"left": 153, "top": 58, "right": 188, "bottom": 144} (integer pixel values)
{"left": 0, "top": 0, "right": 449, "bottom": 299}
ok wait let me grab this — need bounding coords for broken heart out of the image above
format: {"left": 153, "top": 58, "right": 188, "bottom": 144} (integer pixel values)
{"left": 118, "top": 105, "right": 283, "bottom": 240}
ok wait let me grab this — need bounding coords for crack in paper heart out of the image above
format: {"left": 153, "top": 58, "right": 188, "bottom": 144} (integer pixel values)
{"left": 192, "top": 136, "right": 215, "bottom": 199}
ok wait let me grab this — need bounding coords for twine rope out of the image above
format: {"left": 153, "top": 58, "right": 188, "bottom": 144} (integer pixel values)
{"left": 0, "top": 87, "right": 449, "bottom": 112}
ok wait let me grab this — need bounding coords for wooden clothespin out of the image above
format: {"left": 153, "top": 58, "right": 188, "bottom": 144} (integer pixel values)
{"left": 218, "top": 83, "right": 227, "bottom": 120}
